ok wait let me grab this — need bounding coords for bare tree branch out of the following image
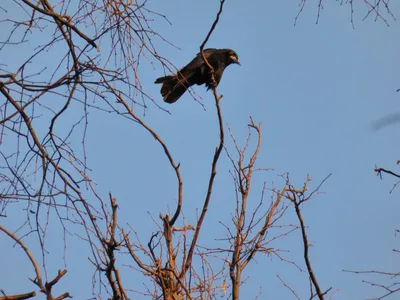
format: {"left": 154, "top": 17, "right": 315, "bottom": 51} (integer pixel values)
{"left": 0, "top": 291, "right": 36, "bottom": 300}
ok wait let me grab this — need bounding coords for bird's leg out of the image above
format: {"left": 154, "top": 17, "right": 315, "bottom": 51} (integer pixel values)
{"left": 207, "top": 69, "right": 218, "bottom": 88}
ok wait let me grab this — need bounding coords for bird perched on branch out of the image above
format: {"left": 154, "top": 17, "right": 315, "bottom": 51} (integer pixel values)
{"left": 155, "top": 48, "right": 240, "bottom": 104}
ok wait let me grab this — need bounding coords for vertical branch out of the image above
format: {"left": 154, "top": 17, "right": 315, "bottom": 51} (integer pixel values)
{"left": 97, "top": 193, "right": 129, "bottom": 300}
{"left": 284, "top": 174, "right": 332, "bottom": 300}
{"left": 183, "top": 82, "right": 224, "bottom": 276}
{"left": 293, "top": 199, "right": 324, "bottom": 299}
{"left": 226, "top": 119, "right": 283, "bottom": 299}
{"left": 228, "top": 120, "right": 262, "bottom": 300}
{"left": 182, "top": 0, "right": 226, "bottom": 277}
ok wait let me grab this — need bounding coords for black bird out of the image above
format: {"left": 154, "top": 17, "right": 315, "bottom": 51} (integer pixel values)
{"left": 154, "top": 48, "right": 240, "bottom": 104}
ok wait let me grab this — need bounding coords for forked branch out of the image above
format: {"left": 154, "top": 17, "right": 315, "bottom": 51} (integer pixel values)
{"left": 284, "top": 174, "right": 332, "bottom": 299}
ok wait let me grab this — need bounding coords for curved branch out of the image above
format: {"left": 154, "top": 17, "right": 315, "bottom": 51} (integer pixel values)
{"left": 100, "top": 77, "right": 183, "bottom": 226}
{"left": 0, "top": 225, "right": 43, "bottom": 287}
{"left": 199, "top": 0, "right": 226, "bottom": 50}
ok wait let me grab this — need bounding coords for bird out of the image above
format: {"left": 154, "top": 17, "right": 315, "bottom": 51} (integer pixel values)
{"left": 154, "top": 48, "right": 240, "bottom": 104}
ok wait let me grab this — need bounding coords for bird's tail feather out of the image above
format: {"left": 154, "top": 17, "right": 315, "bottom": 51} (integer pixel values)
{"left": 154, "top": 75, "right": 175, "bottom": 84}
{"left": 155, "top": 74, "right": 190, "bottom": 104}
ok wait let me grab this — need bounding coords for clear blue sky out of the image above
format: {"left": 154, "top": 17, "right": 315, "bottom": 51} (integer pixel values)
{"left": 1, "top": 1, "right": 399, "bottom": 299}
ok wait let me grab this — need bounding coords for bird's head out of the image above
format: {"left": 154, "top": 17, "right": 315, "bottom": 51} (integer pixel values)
{"left": 227, "top": 50, "right": 240, "bottom": 66}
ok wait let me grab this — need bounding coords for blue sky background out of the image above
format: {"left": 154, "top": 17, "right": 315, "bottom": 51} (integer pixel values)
{"left": 1, "top": 1, "right": 400, "bottom": 299}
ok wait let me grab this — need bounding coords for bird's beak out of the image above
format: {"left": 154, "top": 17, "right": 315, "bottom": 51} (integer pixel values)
{"left": 230, "top": 55, "right": 241, "bottom": 66}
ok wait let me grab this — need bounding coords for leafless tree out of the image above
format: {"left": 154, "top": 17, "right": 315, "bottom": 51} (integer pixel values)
{"left": 295, "top": 0, "right": 396, "bottom": 27}
{"left": 0, "top": 0, "right": 396, "bottom": 299}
